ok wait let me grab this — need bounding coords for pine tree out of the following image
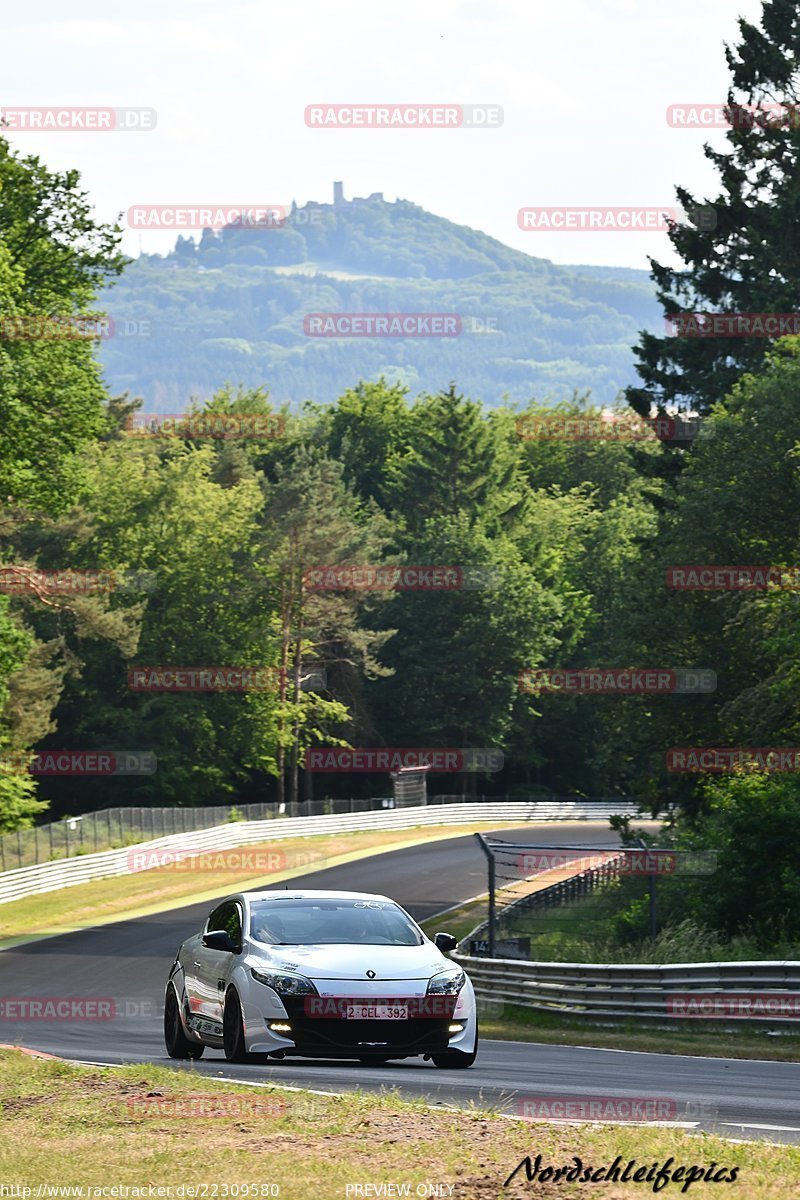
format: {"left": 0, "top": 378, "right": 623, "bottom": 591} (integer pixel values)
{"left": 255, "top": 447, "right": 392, "bottom": 806}
{"left": 387, "top": 384, "right": 524, "bottom": 533}
{"left": 627, "top": 0, "right": 800, "bottom": 418}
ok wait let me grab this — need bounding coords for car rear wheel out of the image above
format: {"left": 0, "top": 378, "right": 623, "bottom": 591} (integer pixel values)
{"left": 223, "top": 987, "right": 250, "bottom": 1062}
{"left": 431, "top": 1028, "right": 478, "bottom": 1069}
{"left": 164, "top": 985, "right": 204, "bottom": 1060}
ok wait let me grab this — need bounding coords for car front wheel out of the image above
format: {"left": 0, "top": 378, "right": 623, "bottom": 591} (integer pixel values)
{"left": 164, "top": 985, "right": 204, "bottom": 1060}
{"left": 223, "top": 987, "right": 250, "bottom": 1062}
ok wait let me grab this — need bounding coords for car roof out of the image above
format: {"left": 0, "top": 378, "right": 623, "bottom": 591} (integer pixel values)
{"left": 244, "top": 889, "right": 396, "bottom": 903}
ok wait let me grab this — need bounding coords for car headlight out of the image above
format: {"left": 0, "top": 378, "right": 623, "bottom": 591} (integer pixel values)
{"left": 251, "top": 967, "right": 318, "bottom": 997}
{"left": 426, "top": 968, "right": 466, "bottom": 995}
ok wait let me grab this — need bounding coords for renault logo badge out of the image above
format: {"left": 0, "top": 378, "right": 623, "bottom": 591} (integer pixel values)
{"left": 366, "top": 970, "right": 376, "bottom": 979}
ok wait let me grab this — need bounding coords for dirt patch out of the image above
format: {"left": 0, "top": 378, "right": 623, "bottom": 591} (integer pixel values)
{"left": 0, "top": 1094, "right": 51, "bottom": 1115}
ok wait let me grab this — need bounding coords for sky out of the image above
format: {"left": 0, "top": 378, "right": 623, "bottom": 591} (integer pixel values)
{"left": 2, "top": 0, "right": 765, "bottom": 270}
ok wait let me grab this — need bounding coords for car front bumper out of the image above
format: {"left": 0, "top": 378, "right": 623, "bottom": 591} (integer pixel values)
{"left": 240, "top": 978, "right": 476, "bottom": 1059}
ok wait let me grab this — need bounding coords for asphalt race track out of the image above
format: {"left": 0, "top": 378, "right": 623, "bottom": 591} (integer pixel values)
{"left": 2, "top": 822, "right": 799, "bottom": 1144}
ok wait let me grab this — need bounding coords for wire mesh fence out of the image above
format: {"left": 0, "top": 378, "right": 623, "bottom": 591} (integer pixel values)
{"left": 0, "top": 797, "right": 400, "bottom": 872}
{"left": 471, "top": 836, "right": 717, "bottom": 961}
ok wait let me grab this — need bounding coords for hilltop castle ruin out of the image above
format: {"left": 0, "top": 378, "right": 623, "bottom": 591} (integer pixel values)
{"left": 333, "top": 182, "right": 384, "bottom": 205}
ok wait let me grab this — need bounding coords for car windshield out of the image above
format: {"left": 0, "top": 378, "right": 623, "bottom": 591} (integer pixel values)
{"left": 249, "top": 898, "right": 423, "bottom": 946}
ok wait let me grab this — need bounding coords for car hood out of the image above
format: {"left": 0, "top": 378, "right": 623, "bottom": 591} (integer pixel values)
{"left": 247, "top": 942, "right": 450, "bottom": 981}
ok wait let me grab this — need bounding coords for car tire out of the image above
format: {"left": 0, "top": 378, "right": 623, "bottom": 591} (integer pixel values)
{"left": 223, "top": 987, "right": 250, "bottom": 1063}
{"left": 164, "top": 985, "right": 204, "bottom": 1060}
{"left": 431, "top": 1028, "right": 478, "bottom": 1069}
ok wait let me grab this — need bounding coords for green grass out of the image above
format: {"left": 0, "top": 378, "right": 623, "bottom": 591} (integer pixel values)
{"left": 428, "top": 886, "right": 800, "bottom": 965}
{"left": 423, "top": 888, "right": 617, "bottom": 954}
{"left": 2, "top": 1048, "right": 798, "bottom": 1198}
{"left": 423, "top": 896, "right": 490, "bottom": 943}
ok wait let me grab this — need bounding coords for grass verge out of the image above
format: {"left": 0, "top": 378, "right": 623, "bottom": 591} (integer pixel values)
{"left": 475, "top": 1001, "right": 800, "bottom": 1063}
{"left": 419, "top": 871, "right": 618, "bottom": 949}
{"left": 1, "top": 1048, "right": 797, "bottom": 1198}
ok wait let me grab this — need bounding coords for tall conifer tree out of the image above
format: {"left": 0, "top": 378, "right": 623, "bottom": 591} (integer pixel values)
{"left": 627, "top": 1, "right": 800, "bottom": 418}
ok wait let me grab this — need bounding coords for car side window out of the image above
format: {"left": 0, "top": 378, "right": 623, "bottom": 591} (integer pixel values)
{"left": 207, "top": 901, "right": 242, "bottom": 945}
{"left": 206, "top": 903, "right": 226, "bottom": 932}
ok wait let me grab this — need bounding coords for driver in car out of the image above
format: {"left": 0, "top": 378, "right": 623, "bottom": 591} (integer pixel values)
{"left": 344, "top": 908, "right": 374, "bottom": 942}
{"left": 252, "top": 914, "right": 285, "bottom": 943}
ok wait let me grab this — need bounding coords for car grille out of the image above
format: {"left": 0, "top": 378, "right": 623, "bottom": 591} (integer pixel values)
{"left": 280, "top": 997, "right": 457, "bottom": 1056}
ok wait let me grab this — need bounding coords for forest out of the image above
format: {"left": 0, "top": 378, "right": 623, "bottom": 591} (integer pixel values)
{"left": 3, "top": 0, "right": 800, "bottom": 956}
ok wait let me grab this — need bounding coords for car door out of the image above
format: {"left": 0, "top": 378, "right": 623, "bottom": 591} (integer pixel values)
{"left": 192, "top": 900, "right": 243, "bottom": 1031}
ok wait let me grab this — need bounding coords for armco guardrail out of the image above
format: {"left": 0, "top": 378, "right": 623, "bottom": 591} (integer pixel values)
{"left": 0, "top": 794, "right": 638, "bottom": 871}
{"left": 0, "top": 797, "right": 444, "bottom": 871}
{"left": 0, "top": 801, "right": 638, "bottom": 906}
{"left": 454, "top": 954, "right": 800, "bottom": 1025}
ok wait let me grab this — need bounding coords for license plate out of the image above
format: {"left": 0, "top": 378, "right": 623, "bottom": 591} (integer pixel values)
{"left": 343, "top": 1004, "right": 408, "bottom": 1020}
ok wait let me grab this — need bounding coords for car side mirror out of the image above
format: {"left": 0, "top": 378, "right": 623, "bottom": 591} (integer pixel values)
{"left": 434, "top": 932, "right": 458, "bottom": 953}
{"left": 203, "top": 930, "right": 239, "bottom": 953}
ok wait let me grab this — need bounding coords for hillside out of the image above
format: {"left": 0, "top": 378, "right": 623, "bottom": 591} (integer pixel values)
{"left": 100, "top": 185, "right": 661, "bottom": 411}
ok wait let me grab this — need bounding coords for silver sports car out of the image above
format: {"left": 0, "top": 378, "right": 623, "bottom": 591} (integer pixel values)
{"left": 164, "top": 889, "right": 478, "bottom": 1067}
